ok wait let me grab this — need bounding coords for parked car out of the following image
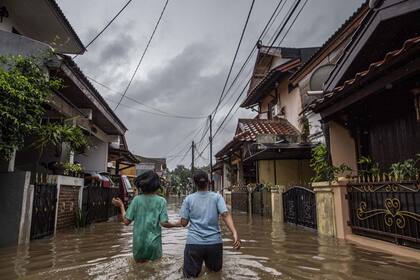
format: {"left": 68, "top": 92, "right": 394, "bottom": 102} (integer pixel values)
{"left": 118, "top": 175, "right": 135, "bottom": 207}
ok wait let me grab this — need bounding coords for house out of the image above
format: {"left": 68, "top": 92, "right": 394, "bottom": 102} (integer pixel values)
{"left": 119, "top": 155, "right": 167, "bottom": 178}
{"left": 289, "top": 2, "right": 369, "bottom": 144}
{"left": 309, "top": 0, "right": 420, "bottom": 250}
{"left": 216, "top": 45, "right": 319, "bottom": 191}
{"left": 0, "top": 0, "right": 137, "bottom": 245}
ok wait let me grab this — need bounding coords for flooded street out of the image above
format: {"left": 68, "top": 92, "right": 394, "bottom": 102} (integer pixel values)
{"left": 0, "top": 197, "right": 420, "bottom": 280}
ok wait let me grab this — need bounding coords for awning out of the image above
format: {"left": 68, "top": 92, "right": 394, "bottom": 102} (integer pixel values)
{"left": 243, "top": 143, "right": 313, "bottom": 162}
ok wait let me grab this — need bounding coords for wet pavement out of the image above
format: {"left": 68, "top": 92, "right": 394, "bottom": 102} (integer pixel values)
{"left": 1, "top": 197, "right": 420, "bottom": 279}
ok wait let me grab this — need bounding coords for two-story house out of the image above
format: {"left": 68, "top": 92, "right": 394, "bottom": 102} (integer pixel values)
{"left": 216, "top": 45, "right": 319, "bottom": 189}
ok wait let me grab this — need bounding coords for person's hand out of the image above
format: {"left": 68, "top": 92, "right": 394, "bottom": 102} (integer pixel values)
{"left": 112, "top": 197, "right": 124, "bottom": 208}
{"left": 232, "top": 232, "right": 241, "bottom": 249}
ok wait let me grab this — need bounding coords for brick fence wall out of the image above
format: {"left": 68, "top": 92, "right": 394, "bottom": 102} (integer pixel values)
{"left": 56, "top": 185, "right": 80, "bottom": 230}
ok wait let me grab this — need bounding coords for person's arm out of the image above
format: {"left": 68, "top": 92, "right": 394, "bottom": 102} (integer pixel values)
{"left": 216, "top": 194, "right": 240, "bottom": 249}
{"left": 221, "top": 212, "right": 241, "bottom": 249}
{"left": 112, "top": 197, "right": 132, "bottom": 226}
{"left": 180, "top": 218, "right": 189, "bottom": 227}
{"left": 159, "top": 198, "right": 182, "bottom": 228}
{"left": 179, "top": 196, "right": 190, "bottom": 227}
{"left": 160, "top": 220, "right": 182, "bottom": 228}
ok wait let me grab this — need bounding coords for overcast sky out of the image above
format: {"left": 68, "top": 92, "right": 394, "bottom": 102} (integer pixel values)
{"left": 57, "top": 0, "right": 363, "bottom": 169}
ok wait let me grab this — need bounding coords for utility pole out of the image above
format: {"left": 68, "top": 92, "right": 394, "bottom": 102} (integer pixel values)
{"left": 191, "top": 141, "right": 195, "bottom": 178}
{"left": 191, "top": 141, "right": 195, "bottom": 192}
{"left": 209, "top": 115, "right": 214, "bottom": 191}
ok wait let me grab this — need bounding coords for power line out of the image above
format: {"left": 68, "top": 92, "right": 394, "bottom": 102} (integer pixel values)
{"left": 277, "top": 0, "right": 309, "bottom": 46}
{"left": 74, "top": 0, "right": 133, "bottom": 59}
{"left": 114, "top": 0, "right": 170, "bottom": 111}
{"left": 211, "top": 0, "right": 256, "bottom": 117}
{"left": 88, "top": 75, "right": 206, "bottom": 119}
{"left": 193, "top": 0, "right": 288, "bottom": 150}
{"left": 194, "top": 0, "right": 290, "bottom": 160}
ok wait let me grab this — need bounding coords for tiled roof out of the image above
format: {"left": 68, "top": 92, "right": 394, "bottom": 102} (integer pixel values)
{"left": 235, "top": 118, "right": 299, "bottom": 142}
{"left": 215, "top": 118, "right": 299, "bottom": 158}
{"left": 311, "top": 35, "right": 420, "bottom": 110}
{"left": 241, "top": 59, "right": 301, "bottom": 107}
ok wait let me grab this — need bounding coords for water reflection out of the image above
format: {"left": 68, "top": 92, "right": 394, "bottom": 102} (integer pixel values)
{"left": 0, "top": 197, "right": 419, "bottom": 279}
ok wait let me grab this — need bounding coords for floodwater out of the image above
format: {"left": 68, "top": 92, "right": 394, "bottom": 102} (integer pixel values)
{"left": 1, "top": 197, "right": 420, "bottom": 279}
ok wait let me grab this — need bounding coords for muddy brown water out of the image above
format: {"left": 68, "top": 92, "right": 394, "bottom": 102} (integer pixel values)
{"left": 1, "top": 197, "right": 420, "bottom": 279}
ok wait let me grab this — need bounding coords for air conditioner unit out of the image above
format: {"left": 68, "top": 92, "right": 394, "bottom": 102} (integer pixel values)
{"left": 273, "top": 104, "right": 285, "bottom": 117}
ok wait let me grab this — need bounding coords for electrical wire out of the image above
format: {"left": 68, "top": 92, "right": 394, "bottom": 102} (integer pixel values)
{"left": 114, "top": 0, "right": 170, "bottom": 111}
{"left": 88, "top": 75, "right": 206, "bottom": 119}
{"left": 211, "top": 0, "right": 256, "bottom": 117}
{"left": 276, "top": 0, "right": 309, "bottom": 46}
{"left": 74, "top": 0, "right": 133, "bottom": 59}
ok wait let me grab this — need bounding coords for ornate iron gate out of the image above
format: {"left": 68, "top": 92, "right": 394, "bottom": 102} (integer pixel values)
{"left": 30, "top": 183, "right": 57, "bottom": 240}
{"left": 283, "top": 186, "right": 317, "bottom": 229}
{"left": 347, "top": 181, "right": 420, "bottom": 249}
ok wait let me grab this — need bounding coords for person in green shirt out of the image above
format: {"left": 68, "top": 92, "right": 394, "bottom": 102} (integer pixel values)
{"left": 112, "top": 171, "right": 180, "bottom": 262}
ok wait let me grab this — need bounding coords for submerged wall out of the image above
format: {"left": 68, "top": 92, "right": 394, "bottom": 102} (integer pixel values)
{"left": 0, "top": 172, "right": 31, "bottom": 247}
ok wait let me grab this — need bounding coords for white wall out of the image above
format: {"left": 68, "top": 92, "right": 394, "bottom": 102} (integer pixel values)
{"left": 75, "top": 136, "right": 108, "bottom": 173}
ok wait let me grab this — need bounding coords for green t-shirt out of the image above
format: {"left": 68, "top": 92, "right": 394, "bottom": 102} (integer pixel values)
{"left": 125, "top": 194, "right": 169, "bottom": 261}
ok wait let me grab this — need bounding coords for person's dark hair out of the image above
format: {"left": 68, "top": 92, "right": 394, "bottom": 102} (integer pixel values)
{"left": 193, "top": 170, "right": 209, "bottom": 190}
{"left": 134, "top": 171, "right": 161, "bottom": 194}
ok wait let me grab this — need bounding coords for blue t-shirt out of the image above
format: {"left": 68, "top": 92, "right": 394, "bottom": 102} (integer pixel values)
{"left": 180, "top": 191, "right": 228, "bottom": 245}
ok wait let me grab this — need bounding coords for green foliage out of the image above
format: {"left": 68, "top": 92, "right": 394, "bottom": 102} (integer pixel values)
{"left": 74, "top": 207, "right": 88, "bottom": 229}
{"left": 0, "top": 54, "right": 61, "bottom": 160}
{"left": 389, "top": 155, "right": 420, "bottom": 181}
{"left": 168, "top": 165, "right": 192, "bottom": 194}
{"left": 357, "top": 156, "right": 380, "bottom": 178}
{"left": 35, "top": 123, "right": 89, "bottom": 153}
{"left": 310, "top": 144, "right": 352, "bottom": 182}
{"left": 63, "top": 162, "right": 84, "bottom": 176}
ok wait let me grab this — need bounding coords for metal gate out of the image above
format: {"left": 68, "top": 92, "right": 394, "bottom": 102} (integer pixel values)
{"left": 231, "top": 186, "right": 248, "bottom": 212}
{"left": 30, "top": 183, "right": 57, "bottom": 240}
{"left": 283, "top": 186, "right": 317, "bottom": 229}
{"left": 82, "top": 187, "right": 119, "bottom": 224}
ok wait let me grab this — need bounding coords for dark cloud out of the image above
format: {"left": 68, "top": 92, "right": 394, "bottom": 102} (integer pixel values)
{"left": 57, "top": 0, "right": 364, "bottom": 168}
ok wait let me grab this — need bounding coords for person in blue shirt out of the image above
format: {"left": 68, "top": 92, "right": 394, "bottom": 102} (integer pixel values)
{"left": 180, "top": 170, "right": 241, "bottom": 278}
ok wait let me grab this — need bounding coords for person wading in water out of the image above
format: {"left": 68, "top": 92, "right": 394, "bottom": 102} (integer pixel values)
{"left": 112, "top": 171, "right": 180, "bottom": 262}
{"left": 179, "top": 170, "right": 241, "bottom": 278}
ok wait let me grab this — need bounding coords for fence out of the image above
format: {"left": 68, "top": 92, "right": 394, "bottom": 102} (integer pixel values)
{"left": 82, "top": 187, "right": 119, "bottom": 224}
{"left": 30, "top": 183, "right": 57, "bottom": 240}
{"left": 231, "top": 186, "right": 248, "bottom": 212}
{"left": 347, "top": 180, "right": 420, "bottom": 249}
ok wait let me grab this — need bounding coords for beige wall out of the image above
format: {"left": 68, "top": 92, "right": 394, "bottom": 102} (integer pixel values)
{"left": 329, "top": 121, "right": 357, "bottom": 172}
{"left": 258, "top": 159, "right": 313, "bottom": 186}
{"left": 280, "top": 86, "right": 302, "bottom": 130}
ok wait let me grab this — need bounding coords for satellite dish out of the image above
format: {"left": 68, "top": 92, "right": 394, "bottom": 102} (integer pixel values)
{"left": 309, "top": 64, "right": 335, "bottom": 91}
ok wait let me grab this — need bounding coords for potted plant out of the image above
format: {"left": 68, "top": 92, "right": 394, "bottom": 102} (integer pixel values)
{"left": 310, "top": 144, "right": 352, "bottom": 186}
{"left": 63, "top": 162, "right": 84, "bottom": 177}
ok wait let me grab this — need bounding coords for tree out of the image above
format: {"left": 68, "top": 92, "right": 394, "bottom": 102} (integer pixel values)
{"left": 168, "top": 165, "right": 192, "bottom": 194}
{"left": 0, "top": 54, "right": 88, "bottom": 165}
{"left": 0, "top": 54, "right": 61, "bottom": 160}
